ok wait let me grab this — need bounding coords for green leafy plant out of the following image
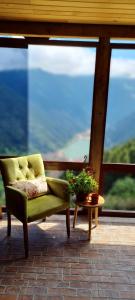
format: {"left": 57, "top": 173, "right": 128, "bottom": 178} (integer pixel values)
{"left": 66, "top": 168, "right": 98, "bottom": 197}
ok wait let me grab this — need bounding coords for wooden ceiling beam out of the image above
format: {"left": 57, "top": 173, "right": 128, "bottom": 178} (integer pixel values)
{"left": 0, "top": 37, "right": 28, "bottom": 48}
{"left": 1, "top": 20, "right": 135, "bottom": 38}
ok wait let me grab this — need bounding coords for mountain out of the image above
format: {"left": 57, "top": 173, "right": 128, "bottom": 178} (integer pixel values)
{"left": 1, "top": 69, "right": 135, "bottom": 158}
{"left": 0, "top": 69, "right": 94, "bottom": 155}
{"left": 0, "top": 70, "right": 28, "bottom": 154}
{"left": 28, "top": 69, "right": 93, "bottom": 153}
{"left": 106, "top": 78, "right": 135, "bottom": 125}
{"left": 105, "top": 111, "right": 135, "bottom": 149}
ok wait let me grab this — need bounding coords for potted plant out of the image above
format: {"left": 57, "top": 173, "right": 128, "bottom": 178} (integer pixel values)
{"left": 66, "top": 168, "right": 99, "bottom": 202}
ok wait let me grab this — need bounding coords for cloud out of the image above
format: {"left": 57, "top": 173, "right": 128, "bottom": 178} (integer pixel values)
{"left": 29, "top": 46, "right": 95, "bottom": 76}
{"left": 1, "top": 45, "right": 135, "bottom": 79}
{"left": 28, "top": 46, "right": 135, "bottom": 78}
{"left": 111, "top": 57, "right": 135, "bottom": 78}
{"left": 0, "top": 48, "right": 27, "bottom": 70}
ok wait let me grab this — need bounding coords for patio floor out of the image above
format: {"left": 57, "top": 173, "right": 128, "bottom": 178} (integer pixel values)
{"left": 0, "top": 213, "right": 135, "bottom": 300}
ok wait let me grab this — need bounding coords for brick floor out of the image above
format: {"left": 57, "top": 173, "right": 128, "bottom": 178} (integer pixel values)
{"left": 0, "top": 213, "right": 135, "bottom": 300}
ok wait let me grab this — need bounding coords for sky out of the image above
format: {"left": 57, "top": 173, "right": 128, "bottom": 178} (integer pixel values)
{"left": 1, "top": 45, "right": 135, "bottom": 78}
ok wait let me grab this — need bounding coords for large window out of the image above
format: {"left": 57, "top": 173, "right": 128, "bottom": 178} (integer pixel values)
{"left": 28, "top": 45, "right": 96, "bottom": 161}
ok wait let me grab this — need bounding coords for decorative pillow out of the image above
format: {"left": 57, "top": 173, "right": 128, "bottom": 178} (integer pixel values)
{"left": 11, "top": 176, "right": 50, "bottom": 199}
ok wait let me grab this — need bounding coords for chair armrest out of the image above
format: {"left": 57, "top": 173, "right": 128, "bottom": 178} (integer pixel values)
{"left": 46, "top": 177, "right": 69, "bottom": 201}
{"left": 5, "top": 186, "right": 28, "bottom": 221}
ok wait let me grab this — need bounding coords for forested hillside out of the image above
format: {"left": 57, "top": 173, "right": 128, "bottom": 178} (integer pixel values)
{"left": 0, "top": 69, "right": 93, "bottom": 155}
{"left": 104, "top": 139, "right": 135, "bottom": 163}
{"left": 1, "top": 69, "right": 135, "bottom": 156}
{"left": 103, "top": 139, "right": 135, "bottom": 210}
{"left": 0, "top": 70, "right": 28, "bottom": 154}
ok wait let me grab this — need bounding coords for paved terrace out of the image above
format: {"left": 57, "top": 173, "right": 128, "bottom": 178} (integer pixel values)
{"left": 0, "top": 214, "right": 135, "bottom": 300}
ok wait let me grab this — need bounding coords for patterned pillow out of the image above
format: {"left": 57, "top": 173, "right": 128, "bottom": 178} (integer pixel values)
{"left": 11, "top": 176, "right": 50, "bottom": 199}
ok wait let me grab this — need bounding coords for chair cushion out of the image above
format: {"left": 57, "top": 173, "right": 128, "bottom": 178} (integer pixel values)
{"left": 27, "top": 194, "right": 69, "bottom": 222}
{"left": 11, "top": 176, "right": 50, "bottom": 199}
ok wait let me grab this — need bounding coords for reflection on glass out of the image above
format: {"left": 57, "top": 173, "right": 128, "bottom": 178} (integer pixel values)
{"left": 28, "top": 45, "right": 96, "bottom": 161}
{"left": 0, "top": 47, "right": 28, "bottom": 155}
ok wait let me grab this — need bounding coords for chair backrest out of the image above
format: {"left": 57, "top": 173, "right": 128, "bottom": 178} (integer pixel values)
{"left": 0, "top": 154, "right": 45, "bottom": 186}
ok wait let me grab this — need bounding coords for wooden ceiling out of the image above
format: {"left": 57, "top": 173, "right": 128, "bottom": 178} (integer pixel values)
{"left": 1, "top": 0, "right": 135, "bottom": 26}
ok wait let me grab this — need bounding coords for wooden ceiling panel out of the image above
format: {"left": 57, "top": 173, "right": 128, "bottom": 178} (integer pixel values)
{"left": 0, "top": 0, "right": 135, "bottom": 25}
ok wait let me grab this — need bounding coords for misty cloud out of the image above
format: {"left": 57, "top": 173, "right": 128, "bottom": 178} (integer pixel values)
{"left": 1, "top": 45, "right": 135, "bottom": 78}
{"left": 28, "top": 45, "right": 95, "bottom": 76}
{"left": 0, "top": 48, "right": 27, "bottom": 70}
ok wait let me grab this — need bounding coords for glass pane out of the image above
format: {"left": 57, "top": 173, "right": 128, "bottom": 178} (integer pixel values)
{"left": 104, "top": 49, "right": 135, "bottom": 163}
{"left": 50, "top": 37, "right": 99, "bottom": 42}
{"left": 28, "top": 45, "right": 96, "bottom": 162}
{"left": 103, "top": 172, "right": 135, "bottom": 211}
{"left": 111, "top": 39, "right": 135, "bottom": 44}
{"left": 0, "top": 47, "right": 28, "bottom": 155}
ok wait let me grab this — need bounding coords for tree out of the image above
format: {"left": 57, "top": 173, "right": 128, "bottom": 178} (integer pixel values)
{"left": 109, "top": 176, "right": 135, "bottom": 199}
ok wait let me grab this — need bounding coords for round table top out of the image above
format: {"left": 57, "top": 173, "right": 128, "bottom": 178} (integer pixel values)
{"left": 75, "top": 195, "right": 105, "bottom": 208}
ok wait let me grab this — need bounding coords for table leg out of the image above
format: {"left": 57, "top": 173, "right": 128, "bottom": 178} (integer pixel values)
{"left": 73, "top": 205, "right": 78, "bottom": 228}
{"left": 95, "top": 207, "right": 98, "bottom": 226}
{"left": 88, "top": 207, "right": 92, "bottom": 241}
{"left": 0, "top": 206, "right": 2, "bottom": 219}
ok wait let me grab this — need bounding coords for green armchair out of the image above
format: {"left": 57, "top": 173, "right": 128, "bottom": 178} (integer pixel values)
{"left": 0, "top": 154, "right": 70, "bottom": 258}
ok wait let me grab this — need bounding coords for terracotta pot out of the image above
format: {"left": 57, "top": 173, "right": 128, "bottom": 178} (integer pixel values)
{"left": 76, "top": 193, "right": 91, "bottom": 202}
{"left": 91, "top": 193, "right": 99, "bottom": 205}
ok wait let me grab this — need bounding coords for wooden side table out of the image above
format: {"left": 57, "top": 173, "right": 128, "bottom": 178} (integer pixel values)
{"left": 73, "top": 195, "right": 104, "bottom": 240}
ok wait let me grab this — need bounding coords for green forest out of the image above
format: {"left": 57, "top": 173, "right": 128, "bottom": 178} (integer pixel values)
{"left": 103, "top": 139, "right": 135, "bottom": 210}
{"left": 104, "top": 139, "right": 135, "bottom": 164}
{"left": 0, "top": 138, "right": 135, "bottom": 210}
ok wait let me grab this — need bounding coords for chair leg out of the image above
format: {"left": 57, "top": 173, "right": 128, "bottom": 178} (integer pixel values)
{"left": 66, "top": 208, "right": 70, "bottom": 238}
{"left": 23, "top": 221, "right": 29, "bottom": 258}
{"left": 7, "top": 211, "right": 11, "bottom": 237}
